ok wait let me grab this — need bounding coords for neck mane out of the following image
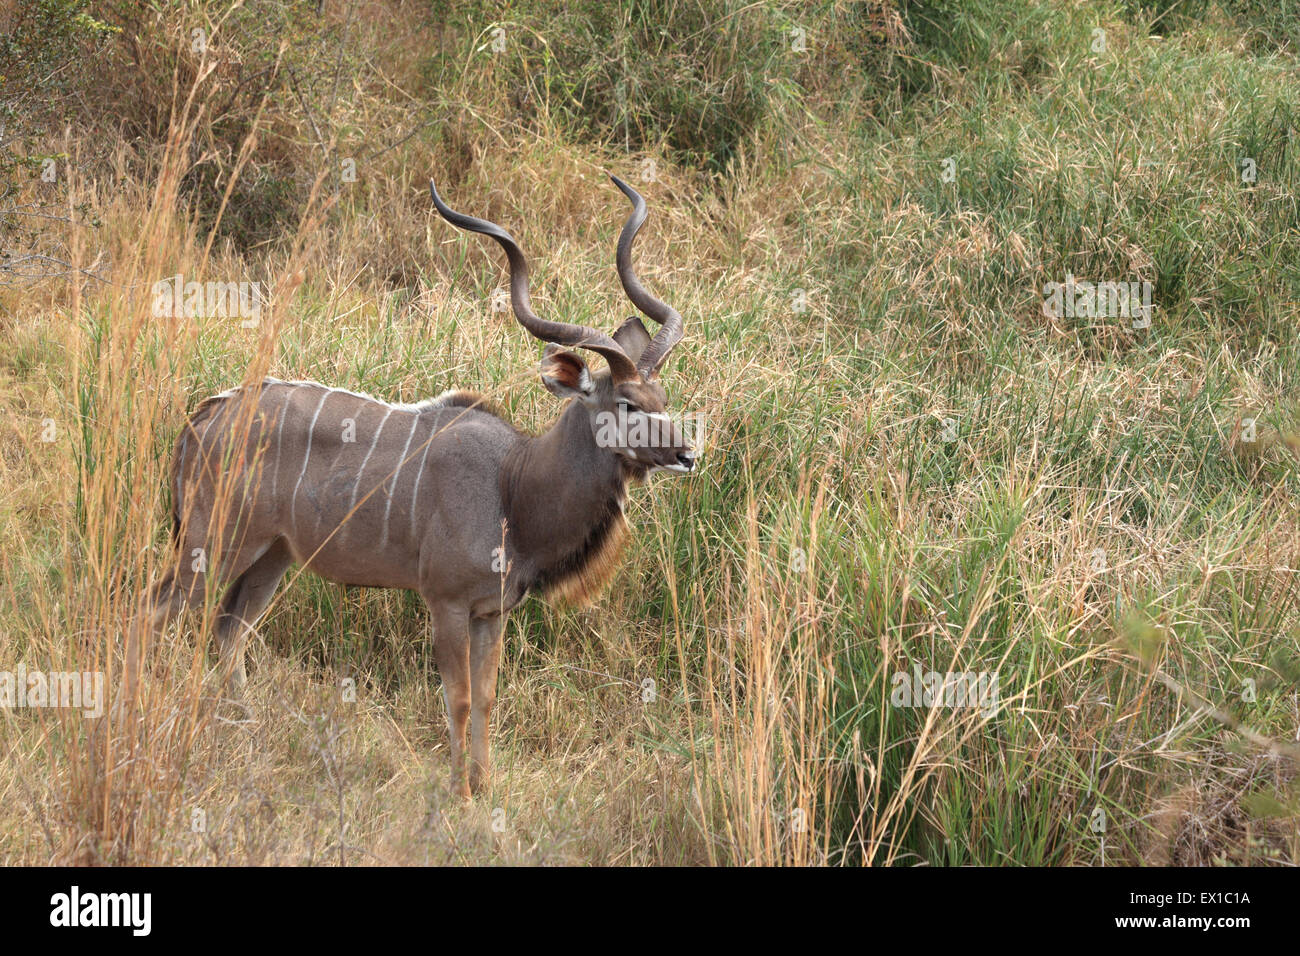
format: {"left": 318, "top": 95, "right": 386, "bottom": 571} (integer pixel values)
{"left": 500, "top": 400, "right": 647, "bottom": 605}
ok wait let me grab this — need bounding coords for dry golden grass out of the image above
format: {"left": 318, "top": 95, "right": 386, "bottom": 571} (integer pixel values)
{"left": 3, "top": 0, "right": 1300, "bottom": 866}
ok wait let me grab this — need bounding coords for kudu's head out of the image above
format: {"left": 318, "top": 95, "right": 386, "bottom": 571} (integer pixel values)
{"left": 429, "top": 175, "right": 695, "bottom": 475}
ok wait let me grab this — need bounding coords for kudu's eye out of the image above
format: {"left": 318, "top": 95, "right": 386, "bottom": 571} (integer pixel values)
{"left": 618, "top": 399, "right": 640, "bottom": 414}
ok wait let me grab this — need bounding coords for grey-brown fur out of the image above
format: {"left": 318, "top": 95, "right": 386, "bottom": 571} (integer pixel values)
{"left": 128, "top": 177, "right": 695, "bottom": 799}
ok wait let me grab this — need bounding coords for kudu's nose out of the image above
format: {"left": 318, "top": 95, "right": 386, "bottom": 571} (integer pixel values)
{"left": 676, "top": 450, "right": 697, "bottom": 471}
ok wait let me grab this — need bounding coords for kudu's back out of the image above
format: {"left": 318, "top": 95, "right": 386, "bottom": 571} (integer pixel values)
{"left": 172, "top": 378, "right": 519, "bottom": 595}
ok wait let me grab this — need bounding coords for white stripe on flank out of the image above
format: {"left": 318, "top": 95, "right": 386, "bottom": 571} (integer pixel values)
{"left": 271, "top": 386, "right": 293, "bottom": 498}
{"left": 349, "top": 406, "right": 394, "bottom": 514}
{"left": 195, "top": 405, "right": 224, "bottom": 483}
{"left": 198, "top": 405, "right": 223, "bottom": 442}
{"left": 380, "top": 414, "right": 420, "bottom": 550}
{"left": 290, "top": 388, "right": 332, "bottom": 530}
{"left": 408, "top": 421, "right": 435, "bottom": 540}
{"left": 190, "top": 378, "right": 483, "bottom": 501}
{"left": 175, "top": 433, "right": 189, "bottom": 514}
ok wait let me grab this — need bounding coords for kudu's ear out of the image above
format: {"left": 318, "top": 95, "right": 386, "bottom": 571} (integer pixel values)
{"left": 540, "top": 343, "right": 596, "bottom": 402}
{"left": 612, "top": 315, "right": 653, "bottom": 364}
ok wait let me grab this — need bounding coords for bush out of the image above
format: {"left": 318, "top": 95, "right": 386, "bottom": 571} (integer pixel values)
{"left": 421, "top": 0, "right": 852, "bottom": 174}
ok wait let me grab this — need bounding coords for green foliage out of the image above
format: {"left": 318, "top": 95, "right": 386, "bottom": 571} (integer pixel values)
{"left": 421, "top": 0, "right": 846, "bottom": 174}
{"left": 5, "top": 0, "right": 1300, "bottom": 865}
{"left": 0, "top": 0, "right": 116, "bottom": 182}
{"left": 0, "top": 0, "right": 117, "bottom": 100}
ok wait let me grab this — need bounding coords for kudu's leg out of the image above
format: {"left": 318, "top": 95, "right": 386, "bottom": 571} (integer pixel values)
{"left": 123, "top": 549, "right": 204, "bottom": 706}
{"left": 468, "top": 613, "right": 505, "bottom": 794}
{"left": 428, "top": 601, "right": 472, "bottom": 800}
{"left": 124, "top": 571, "right": 171, "bottom": 708}
{"left": 213, "top": 540, "right": 292, "bottom": 696}
{"left": 124, "top": 533, "right": 276, "bottom": 706}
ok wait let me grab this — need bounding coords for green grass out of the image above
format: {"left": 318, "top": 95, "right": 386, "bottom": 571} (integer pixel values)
{"left": 0, "top": 0, "right": 1298, "bottom": 865}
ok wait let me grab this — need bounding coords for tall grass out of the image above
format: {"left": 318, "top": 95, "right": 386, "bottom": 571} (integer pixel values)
{"left": 1, "top": 0, "right": 1298, "bottom": 865}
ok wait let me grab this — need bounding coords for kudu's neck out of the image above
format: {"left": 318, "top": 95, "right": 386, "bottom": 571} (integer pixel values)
{"left": 500, "top": 400, "right": 643, "bottom": 604}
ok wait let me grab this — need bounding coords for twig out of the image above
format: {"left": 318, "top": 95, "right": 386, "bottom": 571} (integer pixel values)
{"left": 0, "top": 253, "right": 116, "bottom": 286}
{"left": 1152, "top": 668, "right": 1300, "bottom": 762}
{"left": 287, "top": 68, "right": 328, "bottom": 161}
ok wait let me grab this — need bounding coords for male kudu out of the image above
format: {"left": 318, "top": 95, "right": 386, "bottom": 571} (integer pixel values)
{"left": 129, "top": 176, "right": 694, "bottom": 798}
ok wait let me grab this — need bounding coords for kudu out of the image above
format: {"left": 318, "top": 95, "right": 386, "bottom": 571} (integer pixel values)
{"left": 129, "top": 176, "right": 695, "bottom": 798}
